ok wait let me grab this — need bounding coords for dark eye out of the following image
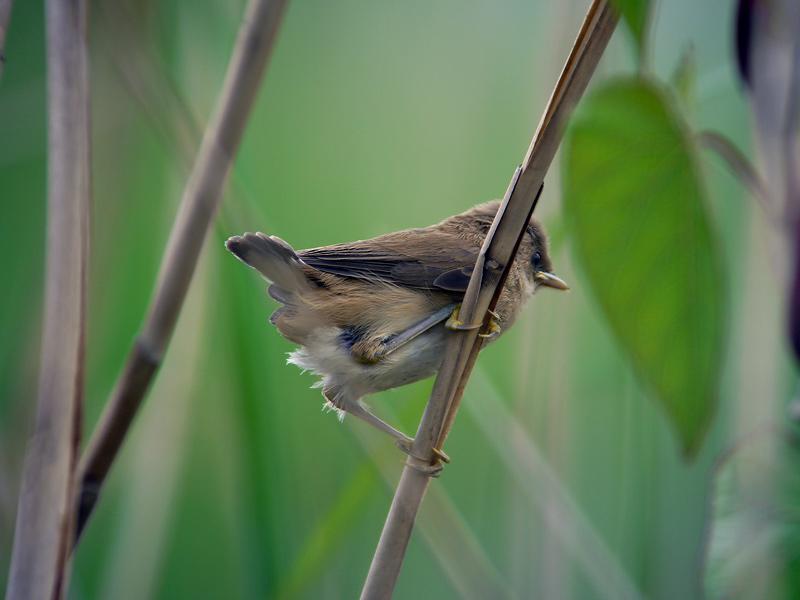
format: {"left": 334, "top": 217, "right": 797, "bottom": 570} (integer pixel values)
{"left": 531, "top": 251, "right": 542, "bottom": 268}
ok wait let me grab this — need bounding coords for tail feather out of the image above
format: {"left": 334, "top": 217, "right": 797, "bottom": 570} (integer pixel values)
{"left": 225, "top": 233, "right": 312, "bottom": 293}
{"left": 267, "top": 284, "right": 293, "bottom": 303}
{"left": 227, "top": 232, "right": 325, "bottom": 345}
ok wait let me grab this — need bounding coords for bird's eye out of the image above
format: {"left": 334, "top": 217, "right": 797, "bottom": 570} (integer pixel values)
{"left": 531, "top": 251, "right": 542, "bottom": 268}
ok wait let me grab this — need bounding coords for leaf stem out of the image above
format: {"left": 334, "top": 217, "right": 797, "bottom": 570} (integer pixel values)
{"left": 696, "top": 130, "right": 775, "bottom": 222}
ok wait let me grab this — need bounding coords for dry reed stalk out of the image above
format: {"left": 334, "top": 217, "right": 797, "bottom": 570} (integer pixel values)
{"left": 5, "top": 0, "right": 91, "bottom": 596}
{"left": 74, "top": 0, "right": 287, "bottom": 542}
{"left": 360, "top": 2, "right": 618, "bottom": 597}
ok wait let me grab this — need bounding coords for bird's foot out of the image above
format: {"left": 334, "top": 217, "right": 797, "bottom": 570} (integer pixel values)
{"left": 478, "top": 312, "right": 502, "bottom": 339}
{"left": 445, "top": 304, "right": 480, "bottom": 331}
{"left": 395, "top": 438, "right": 450, "bottom": 477}
{"left": 433, "top": 446, "right": 451, "bottom": 463}
{"left": 446, "top": 304, "right": 502, "bottom": 339}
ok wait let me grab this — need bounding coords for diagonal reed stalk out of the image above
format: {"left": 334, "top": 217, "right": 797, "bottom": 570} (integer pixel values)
{"left": 351, "top": 416, "right": 511, "bottom": 600}
{"left": 73, "top": 0, "right": 288, "bottom": 543}
{"left": 360, "top": 2, "right": 618, "bottom": 597}
{"left": 6, "top": 0, "right": 91, "bottom": 597}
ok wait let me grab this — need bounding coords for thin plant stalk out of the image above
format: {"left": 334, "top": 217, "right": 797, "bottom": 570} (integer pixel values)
{"left": 437, "top": 0, "right": 618, "bottom": 446}
{"left": 351, "top": 415, "right": 510, "bottom": 600}
{"left": 5, "top": 0, "right": 91, "bottom": 597}
{"left": 74, "top": 0, "right": 288, "bottom": 543}
{"left": 0, "top": 0, "right": 13, "bottom": 79}
{"left": 696, "top": 130, "right": 773, "bottom": 219}
{"left": 360, "top": 2, "right": 618, "bottom": 597}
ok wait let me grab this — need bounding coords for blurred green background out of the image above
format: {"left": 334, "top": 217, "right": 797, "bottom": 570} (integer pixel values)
{"left": 0, "top": 0, "right": 794, "bottom": 598}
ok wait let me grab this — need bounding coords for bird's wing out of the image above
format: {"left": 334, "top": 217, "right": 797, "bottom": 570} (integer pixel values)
{"left": 298, "top": 229, "right": 478, "bottom": 295}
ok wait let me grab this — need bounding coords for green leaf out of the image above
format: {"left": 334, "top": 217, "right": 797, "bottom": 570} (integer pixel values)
{"left": 705, "top": 427, "right": 800, "bottom": 598}
{"left": 611, "top": 0, "right": 650, "bottom": 56}
{"left": 562, "top": 78, "right": 725, "bottom": 457}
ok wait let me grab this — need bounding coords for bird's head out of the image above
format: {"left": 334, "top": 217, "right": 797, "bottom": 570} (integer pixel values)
{"left": 459, "top": 201, "right": 569, "bottom": 292}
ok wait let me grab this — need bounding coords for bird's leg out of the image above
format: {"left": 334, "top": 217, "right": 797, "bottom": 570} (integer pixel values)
{"left": 445, "top": 304, "right": 502, "bottom": 339}
{"left": 323, "top": 387, "right": 447, "bottom": 475}
{"left": 350, "top": 299, "right": 502, "bottom": 362}
{"left": 324, "top": 387, "right": 413, "bottom": 448}
{"left": 349, "top": 303, "right": 458, "bottom": 364}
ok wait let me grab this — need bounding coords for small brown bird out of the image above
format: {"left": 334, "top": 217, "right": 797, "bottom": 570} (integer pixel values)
{"left": 225, "top": 201, "right": 567, "bottom": 453}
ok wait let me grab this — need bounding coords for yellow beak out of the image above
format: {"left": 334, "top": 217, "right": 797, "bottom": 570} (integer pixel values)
{"left": 535, "top": 271, "right": 569, "bottom": 291}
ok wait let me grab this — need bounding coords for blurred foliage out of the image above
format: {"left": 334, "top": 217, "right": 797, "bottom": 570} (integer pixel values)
{"left": 670, "top": 45, "right": 697, "bottom": 109}
{"left": 612, "top": 0, "right": 651, "bottom": 57}
{"left": 563, "top": 78, "right": 725, "bottom": 457}
{"left": 0, "top": 0, "right": 796, "bottom": 599}
{"left": 705, "top": 425, "right": 800, "bottom": 599}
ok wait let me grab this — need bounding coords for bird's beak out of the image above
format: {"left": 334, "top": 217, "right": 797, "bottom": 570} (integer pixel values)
{"left": 535, "top": 271, "right": 569, "bottom": 291}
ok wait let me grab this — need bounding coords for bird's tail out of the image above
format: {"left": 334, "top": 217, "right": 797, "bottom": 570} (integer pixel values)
{"left": 226, "top": 232, "right": 328, "bottom": 344}
{"left": 225, "top": 232, "right": 312, "bottom": 295}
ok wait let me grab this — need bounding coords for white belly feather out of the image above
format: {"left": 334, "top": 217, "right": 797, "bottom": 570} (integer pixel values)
{"left": 288, "top": 325, "right": 449, "bottom": 400}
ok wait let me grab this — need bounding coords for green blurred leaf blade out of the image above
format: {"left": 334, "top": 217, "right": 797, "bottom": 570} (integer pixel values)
{"left": 611, "top": 0, "right": 650, "bottom": 56}
{"left": 562, "top": 77, "right": 725, "bottom": 457}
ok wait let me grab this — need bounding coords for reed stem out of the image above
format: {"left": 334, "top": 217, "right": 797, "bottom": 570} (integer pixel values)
{"left": 360, "top": 3, "right": 618, "bottom": 597}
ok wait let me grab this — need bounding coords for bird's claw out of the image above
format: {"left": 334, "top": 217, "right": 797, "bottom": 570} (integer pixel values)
{"left": 395, "top": 438, "right": 449, "bottom": 477}
{"left": 432, "top": 446, "right": 451, "bottom": 463}
{"left": 478, "top": 317, "right": 502, "bottom": 339}
{"left": 446, "top": 304, "right": 502, "bottom": 339}
{"left": 445, "top": 304, "right": 481, "bottom": 332}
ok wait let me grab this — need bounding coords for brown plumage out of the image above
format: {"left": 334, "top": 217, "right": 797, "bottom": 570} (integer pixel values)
{"left": 225, "top": 201, "right": 566, "bottom": 451}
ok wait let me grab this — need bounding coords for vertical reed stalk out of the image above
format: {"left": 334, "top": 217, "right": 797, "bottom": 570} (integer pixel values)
{"left": 6, "top": 0, "right": 91, "bottom": 596}
{"left": 360, "top": 2, "right": 618, "bottom": 597}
